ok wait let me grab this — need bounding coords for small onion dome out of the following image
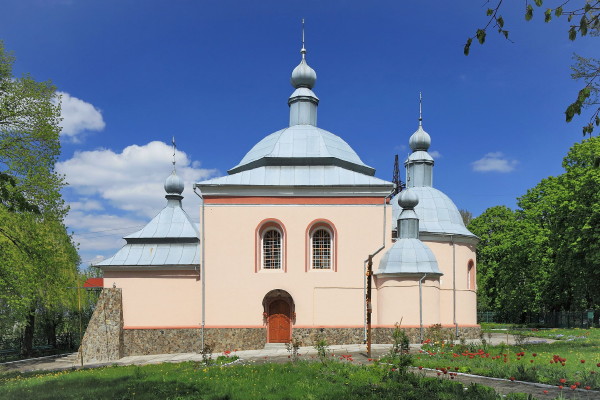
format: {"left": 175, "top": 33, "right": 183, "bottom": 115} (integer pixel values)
{"left": 409, "top": 125, "right": 431, "bottom": 151}
{"left": 398, "top": 188, "right": 419, "bottom": 209}
{"left": 164, "top": 171, "right": 184, "bottom": 195}
{"left": 291, "top": 57, "right": 317, "bottom": 89}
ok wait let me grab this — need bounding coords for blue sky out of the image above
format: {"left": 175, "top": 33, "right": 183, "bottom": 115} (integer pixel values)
{"left": 1, "top": 1, "right": 596, "bottom": 266}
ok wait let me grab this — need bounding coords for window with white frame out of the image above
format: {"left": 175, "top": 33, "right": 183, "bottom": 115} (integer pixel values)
{"left": 262, "top": 229, "right": 282, "bottom": 269}
{"left": 311, "top": 228, "right": 332, "bottom": 269}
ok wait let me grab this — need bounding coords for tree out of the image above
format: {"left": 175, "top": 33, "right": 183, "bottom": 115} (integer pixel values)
{"left": 459, "top": 209, "right": 473, "bottom": 226}
{"left": 0, "top": 40, "right": 65, "bottom": 216}
{"left": 468, "top": 206, "right": 550, "bottom": 320}
{"left": 0, "top": 41, "right": 79, "bottom": 356}
{"left": 471, "top": 137, "right": 600, "bottom": 319}
{"left": 464, "top": 1, "right": 600, "bottom": 136}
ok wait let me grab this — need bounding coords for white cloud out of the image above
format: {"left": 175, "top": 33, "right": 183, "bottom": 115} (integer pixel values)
{"left": 471, "top": 152, "right": 518, "bottom": 173}
{"left": 57, "top": 141, "right": 218, "bottom": 218}
{"left": 69, "top": 199, "right": 104, "bottom": 211}
{"left": 55, "top": 91, "right": 105, "bottom": 140}
{"left": 429, "top": 150, "right": 442, "bottom": 159}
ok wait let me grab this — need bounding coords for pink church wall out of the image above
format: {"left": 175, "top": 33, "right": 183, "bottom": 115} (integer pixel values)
{"left": 375, "top": 276, "right": 440, "bottom": 327}
{"left": 102, "top": 201, "right": 477, "bottom": 332}
{"left": 424, "top": 240, "right": 478, "bottom": 326}
{"left": 103, "top": 270, "right": 202, "bottom": 328}
{"left": 202, "top": 201, "right": 390, "bottom": 328}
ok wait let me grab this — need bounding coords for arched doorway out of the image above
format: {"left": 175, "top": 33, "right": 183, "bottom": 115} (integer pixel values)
{"left": 263, "top": 290, "right": 294, "bottom": 343}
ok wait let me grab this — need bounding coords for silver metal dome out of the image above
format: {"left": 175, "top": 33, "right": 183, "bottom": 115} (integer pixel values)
{"left": 228, "top": 124, "right": 375, "bottom": 176}
{"left": 376, "top": 238, "right": 441, "bottom": 276}
{"left": 398, "top": 188, "right": 419, "bottom": 209}
{"left": 409, "top": 126, "right": 431, "bottom": 151}
{"left": 164, "top": 171, "right": 184, "bottom": 195}
{"left": 291, "top": 58, "right": 317, "bottom": 89}
{"left": 392, "top": 186, "right": 475, "bottom": 237}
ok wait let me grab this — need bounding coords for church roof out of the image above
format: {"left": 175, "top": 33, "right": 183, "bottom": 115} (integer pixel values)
{"left": 228, "top": 125, "right": 375, "bottom": 176}
{"left": 97, "top": 169, "right": 200, "bottom": 270}
{"left": 391, "top": 186, "right": 474, "bottom": 238}
{"left": 376, "top": 238, "right": 441, "bottom": 276}
{"left": 198, "top": 33, "right": 390, "bottom": 195}
{"left": 199, "top": 165, "right": 391, "bottom": 192}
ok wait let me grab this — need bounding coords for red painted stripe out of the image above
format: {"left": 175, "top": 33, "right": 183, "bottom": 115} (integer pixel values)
{"left": 203, "top": 196, "right": 386, "bottom": 205}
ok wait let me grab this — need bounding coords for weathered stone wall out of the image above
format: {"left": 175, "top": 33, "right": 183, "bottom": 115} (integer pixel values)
{"left": 120, "top": 326, "right": 480, "bottom": 355}
{"left": 123, "top": 328, "right": 267, "bottom": 355}
{"left": 79, "top": 288, "right": 124, "bottom": 364}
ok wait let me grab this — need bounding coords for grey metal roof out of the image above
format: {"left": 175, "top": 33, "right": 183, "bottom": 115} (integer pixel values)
{"left": 376, "top": 238, "right": 441, "bottom": 276}
{"left": 228, "top": 125, "right": 375, "bottom": 176}
{"left": 97, "top": 185, "right": 200, "bottom": 268}
{"left": 392, "top": 186, "right": 475, "bottom": 237}
{"left": 97, "top": 243, "right": 200, "bottom": 267}
{"left": 198, "top": 165, "right": 393, "bottom": 188}
{"left": 124, "top": 199, "right": 199, "bottom": 240}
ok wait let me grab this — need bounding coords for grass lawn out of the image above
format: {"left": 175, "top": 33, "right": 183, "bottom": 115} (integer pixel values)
{"left": 0, "top": 360, "right": 536, "bottom": 400}
{"left": 414, "top": 328, "right": 600, "bottom": 391}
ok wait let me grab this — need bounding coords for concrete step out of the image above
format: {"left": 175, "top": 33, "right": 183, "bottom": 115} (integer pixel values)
{"left": 263, "top": 343, "right": 287, "bottom": 350}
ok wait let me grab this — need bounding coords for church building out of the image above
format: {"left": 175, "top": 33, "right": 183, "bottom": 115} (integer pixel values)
{"left": 80, "top": 38, "right": 478, "bottom": 362}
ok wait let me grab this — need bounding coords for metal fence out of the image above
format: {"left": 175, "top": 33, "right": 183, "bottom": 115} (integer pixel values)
{"left": 477, "top": 310, "right": 599, "bottom": 328}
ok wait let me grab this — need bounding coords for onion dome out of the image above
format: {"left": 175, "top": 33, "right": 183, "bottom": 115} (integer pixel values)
{"left": 398, "top": 188, "right": 419, "bottom": 209}
{"left": 409, "top": 126, "right": 431, "bottom": 151}
{"left": 164, "top": 171, "right": 184, "bottom": 195}
{"left": 291, "top": 53, "right": 317, "bottom": 89}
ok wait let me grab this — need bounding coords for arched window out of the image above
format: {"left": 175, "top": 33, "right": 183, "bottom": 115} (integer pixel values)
{"left": 467, "top": 260, "right": 475, "bottom": 290}
{"left": 263, "top": 228, "right": 282, "bottom": 269}
{"left": 256, "top": 219, "right": 286, "bottom": 272}
{"left": 306, "top": 220, "right": 337, "bottom": 271}
{"left": 312, "top": 228, "right": 331, "bottom": 269}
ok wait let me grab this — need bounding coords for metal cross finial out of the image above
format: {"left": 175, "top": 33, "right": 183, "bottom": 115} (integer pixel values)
{"left": 301, "top": 18, "right": 306, "bottom": 59}
{"left": 419, "top": 92, "right": 423, "bottom": 126}
{"left": 171, "top": 136, "right": 176, "bottom": 172}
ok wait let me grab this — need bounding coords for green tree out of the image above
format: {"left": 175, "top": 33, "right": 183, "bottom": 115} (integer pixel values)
{"left": 468, "top": 206, "right": 550, "bottom": 320}
{"left": 464, "top": 1, "right": 599, "bottom": 135}
{"left": 472, "top": 137, "right": 600, "bottom": 320}
{"left": 0, "top": 41, "right": 79, "bottom": 356}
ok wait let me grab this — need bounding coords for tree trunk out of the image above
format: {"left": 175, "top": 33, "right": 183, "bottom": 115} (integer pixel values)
{"left": 21, "top": 307, "right": 35, "bottom": 357}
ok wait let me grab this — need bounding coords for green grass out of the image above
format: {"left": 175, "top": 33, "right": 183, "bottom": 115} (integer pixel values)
{"left": 414, "top": 334, "right": 600, "bottom": 390}
{"left": 0, "top": 361, "right": 535, "bottom": 400}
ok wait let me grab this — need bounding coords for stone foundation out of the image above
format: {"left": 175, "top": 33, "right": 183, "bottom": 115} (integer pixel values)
{"left": 123, "top": 328, "right": 267, "bottom": 355}
{"left": 79, "top": 288, "right": 124, "bottom": 363}
{"left": 121, "top": 326, "right": 480, "bottom": 355}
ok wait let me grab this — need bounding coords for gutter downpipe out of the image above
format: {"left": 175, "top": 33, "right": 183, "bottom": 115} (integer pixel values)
{"left": 451, "top": 234, "right": 458, "bottom": 338}
{"left": 193, "top": 185, "right": 206, "bottom": 351}
{"left": 364, "top": 193, "right": 391, "bottom": 357}
{"left": 419, "top": 273, "right": 427, "bottom": 343}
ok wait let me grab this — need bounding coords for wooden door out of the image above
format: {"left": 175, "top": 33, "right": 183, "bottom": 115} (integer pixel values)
{"left": 268, "top": 300, "right": 291, "bottom": 343}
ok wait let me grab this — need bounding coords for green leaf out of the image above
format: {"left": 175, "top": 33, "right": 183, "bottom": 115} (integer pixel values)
{"left": 595, "top": 115, "right": 600, "bottom": 126}
{"left": 487, "top": 8, "right": 494, "bottom": 16}
{"left": 580, "top": 16, "right": 588, "bottom": 36}
{"left": 497, "top": 16, "right": 504, "bottom": 28}
{"left": 568, "top": 14, "right": 573, "bottom": 22}
{"left": 476, "top": 29, "right": 486, "bottom": 44}
{"left": 534, "top": 0, "right": 543, "bottom": 7}
{"left": 464, "top": 38, "right": 472, "bottom": 56}
{"left": 544, "top": 9, "right": 552, "bottom": 23}
{"left": 525, "top": 5, "right": 534, "bottom": 21}
{"left": 502, "top": 30, "right": 509, "bottom": 39}
{"left": 569, "top": 26, "right": 577, "bottom": 41}
{"left": 554, "top": 6, "right": 563, "bottom": 17}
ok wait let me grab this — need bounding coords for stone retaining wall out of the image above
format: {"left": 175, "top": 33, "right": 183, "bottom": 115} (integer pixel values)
{"left": 79, "top": 288, "right": 124, "bottom": 364}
